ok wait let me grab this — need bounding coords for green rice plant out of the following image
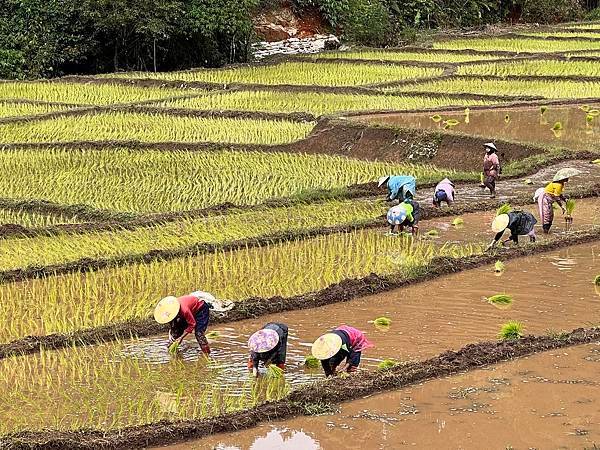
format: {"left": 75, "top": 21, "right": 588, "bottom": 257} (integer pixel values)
{"left": 304, "top": 355, "right": 320, "bottom": 369}
{"left": 425, "top": 229, "right": 440, "bottom": 237}
{"left": 390, "top": 77, "right": 600, "bottom": 99}
{"left": 458, "top": 60, "right": 600, "bottom": 77}
{"left": 0, "top": 231, "right": 483, "bottom": 342}
{"left": 314, "top": 50, "right": 509, "bottom": 63}
{"left": 496, "top": 203, "right": 512, "bottom": 216}
{"left": 565, "top": 23, "right": 600, "bottom": 30}
{"left": 565, "top": 199, "right": 576, "bottom": 215}
{"left": 104, "top": 62, "right": 443, "bottom": 87}
{"left": 486, "top": 294, "right": 513, "bottom": 308}
{"left": 0, "top": 82, "right": 189, "bottom": 106}
{"left": 168, "top": 342, "right": 179, "bottom": 354}
{"left": 205, "top": 331, "right": 220, "bottom": 339}
{"left": 552, "top": 121, "right": 563, "bottom": 131}
{"left": 373, "top": 317, "right": 392, "bottom": 326}
{"left": 452, "top": 217, "right": 464, "bottom": 226}
{"left": 153, "top": 91, "right": 499, "bottom": 116}
{"left": 377, "top": 359, "right": 399, "bottom": 370}
{"left": 594, "top": 274, "right": 600, "bottom": 286}
{"left": 0, "top": 148, "right": 465, "bottom": 214}
{"left": 430, "top": 114, "right": 443, "bottom": 122}
{"left": 588, "top": 109, "right": 600, "bottom": 117}
{"left": 0, "top": 209, "right": 80, "bottom": 227}
{"left": 540, "top": 105, "right": 548, "bottom": 115}
{"left": 0, "top": 101, "right": 68, "bottom": 118}
{"left": 434, "top": 37, "right": 600, "bottom": 53}
{"left": 494, "top": 260, "right": 505, "bottom": 273}
{"left": 0, "top": 112, "right": 314, "bottom": 146}
{"left": 498, "top": 320, "right": 524, "bottom": 340}
{"left": 266, "top": 365, "right": 284, "bottom": 379}
{"left": 521, "top": 31, "right": 600, "bottom": 39}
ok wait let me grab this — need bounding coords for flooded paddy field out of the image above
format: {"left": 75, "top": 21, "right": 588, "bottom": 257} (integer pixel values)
{"left": 186, "top": 342, "right": 600, "bottom": 449}
{"left": 353, "top": 103, "right": 600, "bottom": 152}
{"left": 0, "top": 242, "right": 598, "bottom": 434}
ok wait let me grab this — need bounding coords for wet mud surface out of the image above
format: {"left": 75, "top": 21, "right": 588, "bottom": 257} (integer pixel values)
{"left": 187, "top": 342, "right": 600, "bottom": 450}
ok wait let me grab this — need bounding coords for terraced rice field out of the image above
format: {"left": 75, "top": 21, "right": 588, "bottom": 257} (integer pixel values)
{"left": 104, "top": 61, "right": 444, "bottom": 86}
{"left": 313, "top": 50, "right": 510, "bottom": 63}
{"left": 434, "top": 37, "right": 600, "bottom": 52}
{"left": 457, "top": 59, "right": 600, "bottom": 77}
{"left": 0, "top": 100, "right": 68, "bottom": 118}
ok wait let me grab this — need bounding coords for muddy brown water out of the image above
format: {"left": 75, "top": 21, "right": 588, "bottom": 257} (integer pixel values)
{"left": 353, "top": 104, "right": 600, "bottom": 152}
{"left": 178, "top": 342, "right": 600, "bottom": 449}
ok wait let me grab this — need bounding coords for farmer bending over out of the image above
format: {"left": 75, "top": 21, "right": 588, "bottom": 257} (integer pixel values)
{"left": 387, "top": 199, "right": 421, "bottom": 236}
{"left": 154, "top": 291, "right": 232, "bottom": 355}
{"left": 312, "top": 325, "right": 373, "bottom": 377}
{"left": 247, "top": 322, "right": 288, "bottom": 378}
{"left": 486, "top": 211, "right": 537, "bottom": 251}
{"left": 433, "top": 178, "right": 455, "bottom": 207}
{"left": 378, "top": 175, "right": 416, "bottom": 204}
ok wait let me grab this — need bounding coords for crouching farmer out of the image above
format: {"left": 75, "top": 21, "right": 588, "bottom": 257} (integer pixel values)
{"left": 311, "top": 325, "right": 373, "bottom": 377}
{"left": 247, "top": 322, "right": 289, "bottom": 377}
{"left": 486, "top": 211, "right": 537, "bottom": 251}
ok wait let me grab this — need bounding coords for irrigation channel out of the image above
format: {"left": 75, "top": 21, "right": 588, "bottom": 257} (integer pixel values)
{"left": 351, "top": 103, "right": 600, "bottom": 152}
{"left": 178, "top": 342, "right": 600, "bottom": 449}
{"left": 1, "top": 239, "right": 598, "bottom": 434}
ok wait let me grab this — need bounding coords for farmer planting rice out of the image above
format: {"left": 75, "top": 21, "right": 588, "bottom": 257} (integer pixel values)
{"left": 387, "top": 199, "right": 421, "bottom": 235}
{"left": 432, "top": 178, "right": 455, "bottom": 207}
{"left": 486, "top": 210, "right": 537, "bottom": 250}
{"left": 481, "top": 142, "right": 500, "bottom": 198}
{"left": 378, "top": 175, "right": 417, "bottom": 203}
{"left": 247, "top": 322, "right": 289, "bottom": 378}
{"left": 154, "top": 291, "right": 232, "bottom": 355}
{"left": 534, "top": 168, "right": 581, "bottom": 234}
{"left": 311, "top": 325, "right": 373, "bottom": 377}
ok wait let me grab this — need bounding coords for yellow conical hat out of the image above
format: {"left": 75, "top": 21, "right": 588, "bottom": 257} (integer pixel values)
{"left": 154, "top": 296, "right": 180, "bottom": 324}
{"left": 492, "top": 214, "right": 510, "bottom": 233}
{"left": 311, "top": 333, "right": 343, "bottom": 360}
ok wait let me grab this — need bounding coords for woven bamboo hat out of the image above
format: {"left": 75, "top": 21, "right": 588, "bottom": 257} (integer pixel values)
{"left": 378, "top": 176, "right": 391, "bottom": 188}
{"left": 492, "top": 214, "right": 510, "bottom": 233}
{"left": 248, "top": 329, "right": 280, "bottom": 353}
{"left": 553, "top": 168, "right": 581, "bottom": 182}
{"left": 311, "top": 333, "right": 343, "bottom": 360}
{"left": 154, "top": 296, "right": 180, "bottom": 324}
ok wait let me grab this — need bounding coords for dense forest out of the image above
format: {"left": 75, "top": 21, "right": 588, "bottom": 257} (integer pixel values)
{"left": 1, "top": 0, "right": 598, "bottom": 79}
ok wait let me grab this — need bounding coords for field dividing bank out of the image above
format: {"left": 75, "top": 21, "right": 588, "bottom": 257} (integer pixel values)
{"left": 98, "top": 61, "right": 444, "bottom": 86}
{"left": 1, "top": 215, "right": 598, "bottom": 360}
{"left": 0, "top": 147, "right": 459, "bottom": 214}
{"left": 386, "top": 75, "right": 600, "bottom": 98}
{"left": 3, "top": 327, "right": 600, "bottom": 450}
{"left": 433, "top": 36, "right": 600, "bottom": 53}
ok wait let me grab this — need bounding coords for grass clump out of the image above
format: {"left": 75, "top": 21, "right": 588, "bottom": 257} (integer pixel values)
{"left": 304, "top": 355, "right": 320, "bottom": 369}
{"left": 498, "top": 321, "right": 524, "bottom": 340}
{"left": 494, "top": 260, "right": 505, "bottom": 273}
{"left": 374, "top": 317, "right": 392, "bottom": 326}
{"left": 487, "top": 294, "right": 513, "bottom": 308}
{"left": 496, "top": 203, "right": 511, "bottom": 216}
{"left": 377, "top": 359, "right": 399, "bottom": 370}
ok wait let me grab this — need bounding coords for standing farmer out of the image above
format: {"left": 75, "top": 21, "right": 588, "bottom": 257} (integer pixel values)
{"left": 535, "top": 168, "right": 581, "bottom": 234}
{"left": 432, "top": 178, "right": 456, "bottom": 207}
{"left": 486, "top": 211, "right": 537, "bottom": 250}
{"left": 378, "top": 175, "right": 417, "bottom": 203}
{"left": 247, "top": 322, "right": 289, "bottom": 378}
{"left": 311, "top": 325, "right": 373, "bottom": 377}
{"left": 482, "top": 143, "right": 500, "bottom": 198}
{"left": 154, "top": 291, "right": 232, "bottom": 355}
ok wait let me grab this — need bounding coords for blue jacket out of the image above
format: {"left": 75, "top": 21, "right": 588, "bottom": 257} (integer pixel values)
{"left": 387, "top": 176, "right": 416, "bottom": 201}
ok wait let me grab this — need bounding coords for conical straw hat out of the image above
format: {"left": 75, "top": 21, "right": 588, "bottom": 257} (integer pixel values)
{"left": 248, "top": 329, "right": 280, "bottom": 353}
{"left": 154, "top": 296, "right": 180, "bottom": 324}
{"left": 311, "top": 333, "right": 343, "bottom": 360}
{"left": 492, "top": 214, "right": 510, "bottom": 233}
{"left": 553, "top": 168, "right": 581, "bottom": 182}
{"left": 378, "top": 176, "right": 390, "bottom": 188}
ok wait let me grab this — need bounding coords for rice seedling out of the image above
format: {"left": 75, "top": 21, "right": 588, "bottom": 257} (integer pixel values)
{"left": 373, "top": 317, "right": 392, "bottom": 326}
{"left": 521, "top": 31, "right": 600, "bottom": 39}
{"left": 389, "top": 78, "right": 600, "bottom": 99}
{"left": 0, "top": 209, "right": 80, "bottom": 227}
{"left": 304, "top": 355, "right": 320, "bottom": 369}
{"left": 594, "top": 275, "right": 600, "bottom": 286}
{"left": 498, "top": 321, "right": 524, "bottom": 340}
{"left": 425, "top": 229, "right": 440, "bottom": 237}
{"left": 593, "top": 159, "right": 600, "bottom": 165}
{"left": 565, "top": 199, "right": 576, "bottom": 216}
{"left": 0, "top": 82, "right": 189, "bottom": 106}
{"left": 486, "top": 294, "right": 513, "bottom": 309}
{"left": 430, "top": 114, "right": 443, "bottom": 122}
{"left": 588, "top": 109, "right": 600, "bottom": 117}
{"left": 0, "top": 101, "right": 69, "bottom": 118}
{"left": 0, "top": 148, "right": 462, "bottom": 213}
{"left": 105, "top": 62, "right": 443, "bottom": 87}
{"left": 494, "top": 260, "right": 505, "bottom": 273}
{"left": 504, "top": 114, "right": 510, "bottom": 123}
{"left": 154, "top": 91, "right": 498, "bottom": 116}
{"left": 552, "top": 121, "right": 563, "bottom": 131}
{"left": 205, "top": 331, "right": 220, "bottom": 339}
{"left": 496, "top": 203, "right": 512, "bottom": 216}
{"left": 540, "top": 106, "right": 548, "bottom": 115}
{"left": 457, "top": 60, "right": 600, "bottom": 77}
{"left": 0, "top": 112, "right": 314, "bottom": 146}
{"left": 452, "top": 217, "right": 464, "bottom": 226}
{"left": 565, "top": 23, "right": 600, "bottom": 30}
{"left": 0, "top": 229, "right": 483, "bottom": 342}
{"left": 434, "top": 37, "right": 600, "bottom": 53}
{"left": 443, "top": 119, "right": 460, "bottom": 129}
{"left": 168, "top": 342, "right": 179, "bottom": 354}
{"left": 314, "top": 50, "right": 508, "bottom": 63}
{"left": 266, "top": 365, "right": 284, "bottom": 379}
{"left": 377, "top": 359, "right": 399, "bottom": 370}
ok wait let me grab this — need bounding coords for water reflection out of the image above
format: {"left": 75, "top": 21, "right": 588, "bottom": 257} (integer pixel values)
{"left": 213, "top": 428, "right": 321, "bottom": 450}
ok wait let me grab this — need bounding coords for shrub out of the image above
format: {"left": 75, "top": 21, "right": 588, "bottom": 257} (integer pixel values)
{"left": 518, "top": 0, "right": 584, "bottom": 23}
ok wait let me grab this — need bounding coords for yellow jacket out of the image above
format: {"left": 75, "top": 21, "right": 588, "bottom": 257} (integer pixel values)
{"left": 544, "top": 182, "right": 564, "bottom": 197}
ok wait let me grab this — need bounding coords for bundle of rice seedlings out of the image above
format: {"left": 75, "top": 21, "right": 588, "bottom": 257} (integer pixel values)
{"left": 374, "top": 317, "right": 392, "bottom": 326}
{"left": 593, "top": 159, "right": 600, "bottom": 165}
{"left": 480, "top": 173, "right": 484, "bottom": 184}
{"left": 430, "top": 114, "right": 442, "bottom": 122}
{"left": 540, "top": 105, "right": 548, "bottom": 114}
{"left": 487, "top": 294, "right": 513, "bottom": 308}
{"left": 524, "top": 178, "right": 533, "bottom": 185}
{"left": 205, "top": 331, "right": 220, "bottom": 339}
{"left": 565, "top": 199, "right": 576, "bottom": 216}
{"left": 425, "top": 229, "right": 440, "bottom": 237}
{"left": 552, "top": 121, "right": 563, "bottom": 131}
{"left": 304, "top": 355, "right": 320, "bottom": 369}
{"left": 444, "top": 119, "right": 459, "bottom": 126}
{"left": 168, "top": 342, "right": 179, "bottom": 354}
{"left": 594, "top": 274, "right": 600, "bottom": 286}
{"left": 498, "top": 321, "right": 524, "bottom": 340}
{"left": 580, "top": 105, "right": 590, "bottom": 112}
{"left": 504, "top": 114, "right": 510, "bottom": 123}
{"left": 267, "top": 365, "right": 284, "bottom": 378}
{"left": 496, "top": 203, "right": 511, "bottom": 216}
{"left": 588, "top": 109, "right": 600, "bottom": 117}
{"left": 586, "top": 114, "right": 595, "bottom": 123}
{"left": 452, "top": 217, "right": 464, "bottom": 226}
{"left": 494, "top": 260, "right": 505, "bottom": 273}
{"left": 377, "top": 359, "right": 399, "bottom": 370}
